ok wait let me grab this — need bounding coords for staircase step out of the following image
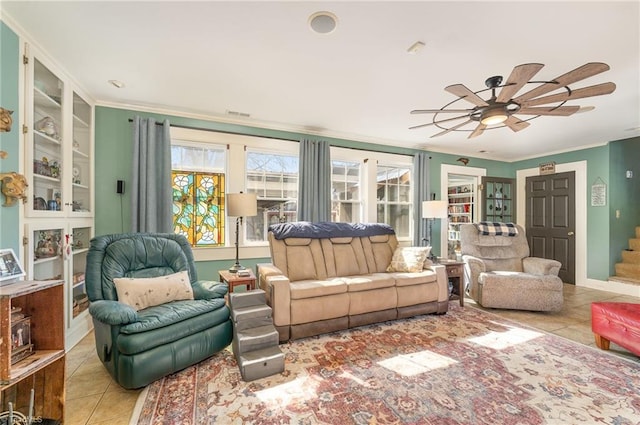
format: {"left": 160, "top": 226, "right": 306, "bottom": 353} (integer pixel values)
{"left": 237, "top": 345, "right": 285, "bottom": 381}
{"left": 630, "top": 239, "right": 640, "bottom": 251}
{"left": 233, "top": 325, "right": 279, "bottom": 355}
{"left": 229, "top": 289, "right": 266, "bottom": 309}
{"left": 621, "top": 250, "right": 640, "bottom": 264}
{"left": 231, "top": 304, "right": 272, "bottom": 324}
{"left": 614, "top": 262, "right": 640, "bottom": 280}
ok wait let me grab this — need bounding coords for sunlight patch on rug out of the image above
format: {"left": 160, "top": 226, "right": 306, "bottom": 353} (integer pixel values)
{"left": 254, "top": 376, "right": 317, "bottom": 405}
{"left": 469, "top": 323, "right": 544, "bottom": 350}
{"left": 378, "top": 350, "right": 458, "bottom": 376}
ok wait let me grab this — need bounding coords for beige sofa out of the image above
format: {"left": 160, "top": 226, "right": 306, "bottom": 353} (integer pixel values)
{"left": 257, "top": 222, "right": 449, "bottom": 342}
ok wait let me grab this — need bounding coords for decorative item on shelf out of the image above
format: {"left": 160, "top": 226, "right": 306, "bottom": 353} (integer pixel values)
{"left": 0, "top": 172, "right": 28, "bottom": 207}
{"left": 35, "top": 116, "right": 59, "bottom": 139}
{"left": 49, "top": 161, "right": 60, "bottom": 179}
{"left": 0, "top": 107, "right": 13, "bottom": 132}
{"left": 74, "top": 293, "right": 89, "bottom": 313}
{"left": 11, "top": 316, "right": 34, "bottom": 365}
{"left": 35, "top": 231, "right": 61, "bottom": 259}
{"left": 73, "top": 140, "right": 80, "bottom": 149}
{"left": 33, "top": 197, "right": 47, "bottom": 211}
{"left": 72, "top": 166, "right": 81, "bottom": 184}
{"left": 227, "top": 192, "right": 258, "bottom": 273}
{"left": 422, "top": 200, "right": 448, "bottom": 262}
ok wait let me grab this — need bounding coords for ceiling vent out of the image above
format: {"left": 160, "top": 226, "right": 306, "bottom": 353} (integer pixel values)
{"left": 226, "top": 110, "right": 251, "bottom": 118}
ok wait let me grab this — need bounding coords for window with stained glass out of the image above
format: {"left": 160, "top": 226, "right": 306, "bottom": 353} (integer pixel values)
{"left": 172, "top": 171, "right": 225, "bottom": 246}
{"left": 171, "top": 142, "right": 226, "bottom": 247}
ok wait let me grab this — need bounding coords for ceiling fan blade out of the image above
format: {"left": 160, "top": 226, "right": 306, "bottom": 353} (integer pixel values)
{"left": 409, "top": 114, "right": 471, "bottom": 130}
{"left": 445, "top": 84, "right": 489, "bottom": 107}
{"left": 410, "top": 108, "right": 473, "bottom": 114}
{"left": 521, "top": 82, "right": 616, "bottom": 107}
{"left": 430, "top": 119, "right": 473, "bottom": 138}
{"left": 516, "top": 106, "right": 580, "bottom": 116}
{"left": 513, "top": 62, "right": 611, "bottom": 103}
{"left": 496, "top": 63, "right": 545, "bottom": 103}
{"left": 504, "top": 116, "right": 530, "bottom": 132}
{"left": 468, "top": 123, "right": 487, "bottom": 139}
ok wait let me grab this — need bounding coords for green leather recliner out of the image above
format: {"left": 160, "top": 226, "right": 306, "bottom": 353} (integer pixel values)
{"left": 85, "top": 233, "right": 233, "bottom": 389}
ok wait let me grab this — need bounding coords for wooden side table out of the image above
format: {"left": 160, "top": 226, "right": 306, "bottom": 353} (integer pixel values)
{"left": 219, "top": 269, "right": 256, "bottom": 293}
{"left": 439, "top": 260, "right": 465, "bottom": 307}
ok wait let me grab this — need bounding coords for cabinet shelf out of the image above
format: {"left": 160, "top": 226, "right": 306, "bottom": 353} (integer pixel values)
{"left": 73, "top": 113, "right": 89, "bottom": 128}
{"left": 72, "top": 148, "right": 89, "bottom": 159}
{"left": 34, "top": 131, "right": 61, "bottom": 146}
{"left": 33, "top": 256, "right": 60, "bottom": 265}
{"left": 33, "top": 87, "right": 61, "bottom": 109}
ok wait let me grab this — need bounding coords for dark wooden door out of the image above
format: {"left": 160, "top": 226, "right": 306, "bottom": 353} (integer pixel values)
{"left": 525, "top": 171, "right": 575, "bottom": 284}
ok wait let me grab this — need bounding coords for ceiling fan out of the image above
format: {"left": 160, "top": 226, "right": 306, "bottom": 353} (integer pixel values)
{"left": 410, "top": 62, "right": 616, "bottom": 139}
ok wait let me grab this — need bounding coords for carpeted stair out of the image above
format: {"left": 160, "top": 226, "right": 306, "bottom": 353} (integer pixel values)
{"left": 228, "top": 289, "right": 284, "bottom": 381}
{"left": 614, "top": 226, "right": 640, "bottom": 282}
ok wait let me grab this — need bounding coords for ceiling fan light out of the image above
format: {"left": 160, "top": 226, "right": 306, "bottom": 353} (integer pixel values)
{"left": 481, "top": 109, "right": 508, "bottom": 126}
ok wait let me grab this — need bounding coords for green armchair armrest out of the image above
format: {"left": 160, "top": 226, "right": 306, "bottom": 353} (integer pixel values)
{"left": 89, "top": 300, "right": 139, "bottom": 325}
{"left": 192, "top": 280, "right": 229, "bottom": 300}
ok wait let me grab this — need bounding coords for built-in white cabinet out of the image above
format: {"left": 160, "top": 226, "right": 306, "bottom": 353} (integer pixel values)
{"left": 447, "top": 183, "right": 475, "bottom": 260}
{"left": 22, "top": 44, "right": 94, "bottom": 349}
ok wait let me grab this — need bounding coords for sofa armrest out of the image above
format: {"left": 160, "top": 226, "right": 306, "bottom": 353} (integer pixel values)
{"left": 89, "top": 300, "right": 139, "bottom": 325}
{"left": 192, "top": 280, "right": 229, "bottom": 300}
{"left": 257, "top": 263, "right": 291, "bottom": 328}
{"left": 462, "top": 255, "right": 486, "bottom": 301}
{"left": 427, "top": 264, "right": 449, "bottom": 303}
{"left": 523, "top": 257, "right": 561, "bottom": 276}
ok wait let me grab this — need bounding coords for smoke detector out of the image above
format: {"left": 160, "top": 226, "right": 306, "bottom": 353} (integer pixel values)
{"left": 309, "top": 11, "right": 338, "bottom": 35}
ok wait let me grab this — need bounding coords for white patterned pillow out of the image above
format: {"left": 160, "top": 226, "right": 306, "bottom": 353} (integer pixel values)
{"left": 114, "top": 270, "right": 194, "bottom": 311}
{"left": 386, "top": 247, "right": 431, "bottom": 273}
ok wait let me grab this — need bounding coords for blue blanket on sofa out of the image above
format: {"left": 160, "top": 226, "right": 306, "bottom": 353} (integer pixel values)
{"left": 269, "top": 222, "right": 395, "bottom": 240}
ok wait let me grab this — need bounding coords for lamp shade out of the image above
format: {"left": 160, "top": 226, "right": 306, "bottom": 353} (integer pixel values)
{"left": 227, "top": 192, "right": 257, "bottom": 217}
{"left": 422, "top": 200, "right": 448, "bottom": 219}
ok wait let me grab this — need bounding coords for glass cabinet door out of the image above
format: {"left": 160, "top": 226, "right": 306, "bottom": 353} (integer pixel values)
{"left": 482, "top": 177, "right": 515, "bottom": 222}
{"left": 31, "top": 59, "right": 64, "bottom": 215}
{"left": 71, "top": 92, "right": 92, "bottom": 214}
{"left": 70, "top": 225, "right": 91, "bottom": 321}
{"left": 27, "top": 225, "right": 65, "bottom": 282}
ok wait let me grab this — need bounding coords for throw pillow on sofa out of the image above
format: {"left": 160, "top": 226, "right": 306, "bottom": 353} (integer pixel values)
{"left": 387, "top": 246, "right": 431, "bottom": 273}
{"left": 114, "top": 270, "right": 194, "bottom": 311}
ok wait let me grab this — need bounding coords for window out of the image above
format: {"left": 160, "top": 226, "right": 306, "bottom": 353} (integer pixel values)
{"left": 171, "top": 144, "right": 226, "bottom": 246}
{"left": 376, "top": 165, "right": 412, "bottom": 238}
{"left": 245, "top": 150, "right": 299, "bottom": 242}
{"left": 331, "top": 160, "right": 361, "bottom": 223}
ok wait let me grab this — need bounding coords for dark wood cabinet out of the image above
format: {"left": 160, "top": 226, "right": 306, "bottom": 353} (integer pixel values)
{"left": 481, "top": 177, "right": 515, "bottom": 223}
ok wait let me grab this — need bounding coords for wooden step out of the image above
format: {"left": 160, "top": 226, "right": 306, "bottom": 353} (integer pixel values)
{"left": 621, "top": 250, "right": 640, "bottom": 264}
{"left": 615, "top": 262, "right": 640, "bottom": 280}
{"left": 630, "top": 239, "right": 640, "bottom": 251}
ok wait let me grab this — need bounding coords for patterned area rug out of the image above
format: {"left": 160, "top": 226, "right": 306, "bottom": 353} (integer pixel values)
{"left": 131, "top": 304, "right": 640, "bottom": 425}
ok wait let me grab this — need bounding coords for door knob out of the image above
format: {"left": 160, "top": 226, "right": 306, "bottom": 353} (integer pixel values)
{"left": 568, "top": 231, "right": 575, "bottom": 236}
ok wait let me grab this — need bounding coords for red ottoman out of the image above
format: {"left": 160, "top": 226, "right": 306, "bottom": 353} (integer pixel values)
{"left": 591, "top": 302, "right": 640, "bottom": 356}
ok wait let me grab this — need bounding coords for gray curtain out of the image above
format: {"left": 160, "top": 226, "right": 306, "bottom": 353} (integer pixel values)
{"left": 413, "top": 151, "right": 431, "bottom": 245}
{"left": 298, "top": 139, "right": 331, "bottom": 222}
{"left": 130, "top": 116, "right": 173, "bottom": 233}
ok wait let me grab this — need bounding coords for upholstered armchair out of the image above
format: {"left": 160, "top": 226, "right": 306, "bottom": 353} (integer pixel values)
{"left": 460, "top": 223, "right": 563, "bottom": 312}
{"left": 85, "top": 233, "right": 233, "bottom": 389}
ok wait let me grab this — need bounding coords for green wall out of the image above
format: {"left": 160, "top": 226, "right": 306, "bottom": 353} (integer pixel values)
{"left": 0, "top": 22, "right": 20, "bottom": 254}
{"left": 95, "top": 106, "right": 510, "bottom": 265}
{"left": 609, "top": 137, "right": 640, "bottom": 274}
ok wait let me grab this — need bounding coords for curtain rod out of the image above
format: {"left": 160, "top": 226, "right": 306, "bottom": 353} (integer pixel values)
{"left": 127, "top": 118, "right": 414, "bottom": 156}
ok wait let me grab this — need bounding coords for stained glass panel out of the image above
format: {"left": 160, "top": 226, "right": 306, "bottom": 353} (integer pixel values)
{"left": 172, "top": 171, "right": 225, "bottom": 246}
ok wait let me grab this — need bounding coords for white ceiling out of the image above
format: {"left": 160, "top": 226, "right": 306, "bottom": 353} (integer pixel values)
{"left": 2, "top": 1, "right": 639, "bottom": 161}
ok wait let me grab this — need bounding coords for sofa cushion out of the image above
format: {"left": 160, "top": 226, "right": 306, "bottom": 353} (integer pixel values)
{"left": 114, "top": 270, "right": 194, "bottom": 311}
{"left": 387, "top": 247, "right": 430, "bottom": 273}
{"left": 290, "top": 278, "right": 348, "bottom": 300}
{"left": 391, "top": 270, "right": 438, "bottom": 287}
{"left": 343, "top": 273, "right": 395, "bottom": 292}
{"left": 117, "top": 299, "right": 229, "bottom": 354}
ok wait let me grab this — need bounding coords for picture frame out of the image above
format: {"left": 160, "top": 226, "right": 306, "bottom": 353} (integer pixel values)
{"left": 0, "top": 248, "right": 26, "bottom": 285}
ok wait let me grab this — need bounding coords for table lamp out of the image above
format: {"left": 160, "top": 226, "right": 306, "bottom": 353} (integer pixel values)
{"left": 421, "top": 200, "right": 448, "bottom": 261}
{"left": 227, "top": 192, "right": 258, "bottom": 273}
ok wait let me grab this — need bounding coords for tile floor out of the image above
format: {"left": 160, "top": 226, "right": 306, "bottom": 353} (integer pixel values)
{"left": 64, "top": 283, "right": 640, "bottom": 424}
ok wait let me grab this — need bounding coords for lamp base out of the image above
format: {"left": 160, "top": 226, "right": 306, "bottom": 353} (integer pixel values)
{"left": 228, "top": 263, "right": 246, "bottom": 273}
